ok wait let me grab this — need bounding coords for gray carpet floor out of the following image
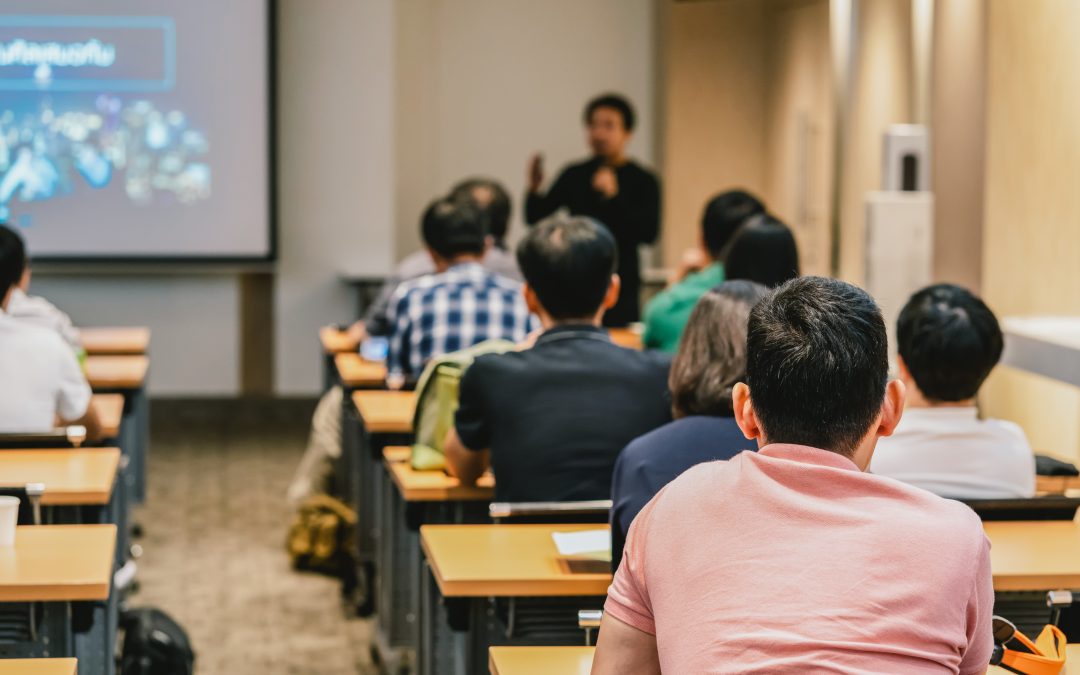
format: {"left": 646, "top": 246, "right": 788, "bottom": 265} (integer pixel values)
{"left": 129, "top": 399, "right": 377, "bottom": 675}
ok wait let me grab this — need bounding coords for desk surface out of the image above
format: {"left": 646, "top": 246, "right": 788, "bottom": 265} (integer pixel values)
{"left": 85, "top": 355, "right": 149, "bottom": 390}
{"left": 0, "top": 660, "right": 78, "bottom": 675}
{"left": 352, "top": 390, "right": 415, "bottom": 433}
{"left": 0, "top": 525, "right": 116, "bottom": 601}
{"left": 421, "top": 524, "right": 611, "bottom": 598}
{"left": 385, "top": 451, "right": 494, "bottom": 502}
{"left": 335, "top": 353, "right": 387, "bottom": 388}
{"left": 92, "top": 393, "right": 124, "bottom": 439}
{"left": 986, "top": 520, "right": 1080, "bottom": 591}
{"left": 608, "top": 327, "right": 643, "bottom": 351}
{"left": 80, "top": 327, "right": 150, "bottom": 355}
{"left": 489, "top": 647, "right": 594, "bottom": 675}
{"left": 320, "top": 327, "right": 360, "bottom": 354}
{"left": 0, "top": 448, "right": 120, "bottom": 506}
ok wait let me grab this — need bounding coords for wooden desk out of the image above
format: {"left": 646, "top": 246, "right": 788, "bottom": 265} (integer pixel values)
{"left": 0, "top": 525, "right": 115, "bottom": 601}
{"left": 986, "top": 520, "right": 1080, "bottom": 591}
{"left": 320, "top": 327, "right": 360, "bottom": 354}
{"left": 421, "top": 524, "right": 611, "bottom": 598}
{"left": 85, "top": 355, "right": 149, "bottom": 390}
{"left": 1037, "top": 475, "right": 1080, "bottom": 494}
{"left": 384, "top": 445, "right": 411, "bottom": 463}
{"left": 608, "top": 327, "right": 643, "bottom": 351}
{"left": 0, "top": 448, "right": 120, "bottom": 506}
{"left": 352, "top": 390, "right": 415, "bottom": 433}
{"left": 386, "top": 454, "right": 493, "bottom": 502}
{"left": 79, "top": 327, "right": 150, "bottom": 355}
{"left": 0, "top": 660, "right": 78, "bottom": 675}
{"left": 489, "top": 647, "right": 594, "bottom": 675}
{"left": 336, "top": 352, "right": 387, "bottom": 389}
{"left": 92, "top": 393, "right": 124, "bottom": 439}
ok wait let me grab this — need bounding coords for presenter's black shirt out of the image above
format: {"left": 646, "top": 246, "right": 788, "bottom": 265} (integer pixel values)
{"left": 454, "top": 325, "right": 672, "bottom": 503}
{"left": 525, "top": 158, "right": 661, "bottom": 326}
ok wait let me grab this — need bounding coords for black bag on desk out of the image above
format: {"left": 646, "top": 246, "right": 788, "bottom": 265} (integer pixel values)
{"left": 119, "top": 607, "right": 195, "bottom": 675}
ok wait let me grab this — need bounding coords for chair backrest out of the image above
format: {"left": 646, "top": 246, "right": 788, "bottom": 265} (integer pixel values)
{"left": 0, "top": 426, "right": 86, "bottom": 449}
{"left": 959, "top": 496, "right": 1080, "bottom": 521}
{"left": 489, "top": 500, "right": 612, "bottom": 524}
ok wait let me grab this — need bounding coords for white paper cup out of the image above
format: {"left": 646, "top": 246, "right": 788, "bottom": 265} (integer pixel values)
{"left": 0, "top": 496, "right": 19, "bottom": 547}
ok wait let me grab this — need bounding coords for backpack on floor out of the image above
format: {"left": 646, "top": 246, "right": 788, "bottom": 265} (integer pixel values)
{"left": 410, "top": 339, "right": 516, "bottom": 471}
{"left": 287, "top": 494, "right": 358, "bottom": 583}
{"left": 119, "top": 607, "right": 195, "bottom": 675}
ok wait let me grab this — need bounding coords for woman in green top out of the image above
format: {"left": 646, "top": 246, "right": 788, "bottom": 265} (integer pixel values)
{"left": 643, "top": 190, "right": 764, "bottom": 352}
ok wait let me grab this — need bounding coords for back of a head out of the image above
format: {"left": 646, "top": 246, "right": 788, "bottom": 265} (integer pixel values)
{"left": 746, "top": 276, "right": 888, "bottom": 456}
{"left": 0, "top": 224, "right": 26, "bottom": 298}
{"left": 702, "top": 190, "right": 765, "bottom": 258}
{"left": 450, "top": 177, "right": 512, "bottom": 242}
{"left": 420, "top": 197, "right": 486, "bottom": 260}
{"left": 897, "top": 284, "right": 1003, "bottom": 402}
{"left": 724, "top": 215, "right": 800, "bottom": 288}
{"left": 670, "top": 280, "right": 770, "bottom": 418}
{"left": 516, "top": 215, "right": 617, "bottom": 320}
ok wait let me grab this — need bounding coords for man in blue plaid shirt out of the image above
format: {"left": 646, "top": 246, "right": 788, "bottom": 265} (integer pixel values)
{"left": 386, "top": 197, "right": 536, "bottom": 377}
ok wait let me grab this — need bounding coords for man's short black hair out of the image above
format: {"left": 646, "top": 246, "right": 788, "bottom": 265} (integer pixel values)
{"left": 420, "top": 197, "right": 486, "bottom": 259}
{"left": 0, "top": 224, "right": 26, "bottom": 298}
{"left": 517, "top": 215, "right": 617, "bottom": 320}
{"left": 702, "top": 190, "right": 765, "bottom": 258}
{"left": 897, "top": 284, "right": 1003, "bottom": 402}
{"left": 746, "top": 276, "right": 889, "bottom": 456}
{"left": 449, "top": 177, "right": 512, "bottom": 242}
{"left": 724, "top": 214, "right": 800, "bottom": 289}
{"left": 584, "top": 93, "right": 635, "bottom": 132}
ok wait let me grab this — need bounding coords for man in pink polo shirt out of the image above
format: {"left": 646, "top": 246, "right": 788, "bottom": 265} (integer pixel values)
{"left": 593, "top": 276, "right": 993, "bottom": 674}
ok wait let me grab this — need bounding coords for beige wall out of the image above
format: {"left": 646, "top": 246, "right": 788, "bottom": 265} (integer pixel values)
{"left": 660, "top": 0, "right": 768, "bottom": 268}
{"left": 836, "top": 0, "right": 913, "bottom": 282}
{"left": 930, "top": 0, "right": 986, "bottom": 292}
{"left": 395, "top": 0, "right": 658, "bottom": 258}
{"left": 763, "top": 0, "right": 834, "bottom": 277}
{"left": 980, "top": 0, "right": 1080, "bottom": 459}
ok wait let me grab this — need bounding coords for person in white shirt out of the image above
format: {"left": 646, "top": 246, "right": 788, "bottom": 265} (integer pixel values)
{"left": 0, "top": 225, "right": 101, "bottom": 439}
{"left": 871, "top": 283, "right": 1035, "bottom": 498}
{"left": 7, "top": 267, "right": 82, "bottom": 351}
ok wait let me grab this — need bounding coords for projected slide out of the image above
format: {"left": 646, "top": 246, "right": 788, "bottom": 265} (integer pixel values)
{"left": 0, "top": 2, "right": 270, "bottom": 260}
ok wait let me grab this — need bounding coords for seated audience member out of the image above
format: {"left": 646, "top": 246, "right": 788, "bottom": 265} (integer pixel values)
{"left": 346, "top": 177, "right": 522, "bottom": 342}
{"left": 593, "top": 277, "right": 992, "bottom": 674}
{"left": 444, "top": 215, "right": 672, "bottom": 501}
{"left": 6, "top": 253, "right": 81, "bottom": 351}
{"left": 611, "top": 280, "right": 766, "bottom": 568}
{"left": 724, "top": 213, "right": 800, "bottom": 288}
{"left": 386, "top": 197, "right": 534, "bottom": 379}
{"left": 0, "top": 225, "right": 101, "bottom": 439}
{"left": 642, "top": 190, "right": 764, "bottom": 353}
{"left": 871, "top": 284, "right": 1035, "bottom": 498}
{"left": 287, "top": 198, "right": 531, "bottom": 505}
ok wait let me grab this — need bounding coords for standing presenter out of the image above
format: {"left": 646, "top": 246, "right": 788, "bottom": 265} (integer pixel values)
{"left": 525, "top": 94, "right": 661, "bottom": 326}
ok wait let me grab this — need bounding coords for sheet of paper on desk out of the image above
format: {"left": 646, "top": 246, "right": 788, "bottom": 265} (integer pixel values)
{"left": 553, "top": 530, "right": 611, "bottom": 559}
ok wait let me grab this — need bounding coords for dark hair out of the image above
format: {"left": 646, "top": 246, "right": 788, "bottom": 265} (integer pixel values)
{"left": 516, "top": 215, "right": 617, "bottom": 320}
{"left": 583, "top": 93, "right": 635, "bottom": 132}
{"left": 897, "top": 284, "right": 1003, "bottom": 402}
{"left": 702, "top": 190, "right": 765, "bottom": 258}
{"left": 420, "top": 197, "right": 486, "bottom": 259}
{"left": 746, "top": 276, "right": 889, "bottom": 456}
{"left": 450, "top": 177, "right": 512, "bottom": 242}
{"left": 0, "top": 224, "right": 26, "bottom": 298}
{"left": 724, "top": 215, "right": 800, "bottom": 288}
{"left": 670, "top": 280, "right": 769, "bottom": 418}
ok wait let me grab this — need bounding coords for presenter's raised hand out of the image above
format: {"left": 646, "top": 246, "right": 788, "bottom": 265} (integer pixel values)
{"left": 527, "top": 153, "right": 545, "bottom": 193}
{"left": 593, "top": 165, "right": 618, "bottom": 199}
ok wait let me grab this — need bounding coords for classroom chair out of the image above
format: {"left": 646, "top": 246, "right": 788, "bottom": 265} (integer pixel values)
{"left": 0, "top": 427, "right": 87, "bottom": 449}
{"left": 959, "top": 496, "right": 1080, "bottom": 521}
